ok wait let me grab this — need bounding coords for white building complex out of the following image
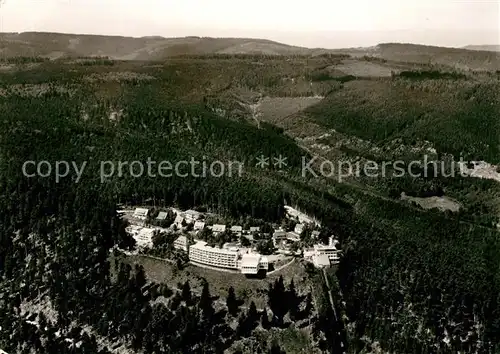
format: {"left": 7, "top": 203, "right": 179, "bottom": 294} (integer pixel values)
{"left": 189, "top": 241, "right": 240, "bottom": 270}
{"left": 188, "top": 240, "right": 269, "bottom": 274}
{"left": 126, "top": 225, "right": 155, "bottom": 248}
{"left": 285, "top": 205, "right": 320, "bottom": 226}
{"left": 304, "top": 237, "right": 341, "bottom": 268}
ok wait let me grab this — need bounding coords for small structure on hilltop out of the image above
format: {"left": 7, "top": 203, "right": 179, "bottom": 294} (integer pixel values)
{"left": 194, "top": 221, "right": 205, "bottom": 231}
{"left": 174, "top": 214, "right": 184, "bottom": 226}
{"left": 212, "top": 224, "right": 226, "bottom": 234}
{"left": 133, "top": 207, "right": 149, "bottom": 220}
{"left": 272, "top": 230, "right": 288, "bottom": 247}
{"left": 173, "top": 235, "right": 188, "bottom": 251}
{"left": 184, "top": 209, "right": 201, "bottom": 223}
{"left": 156, "top": 211, "right": 168, "bottom": 220}
{"left": 231, "top": 225, "right": 243, "bottom": 235}
{"left": 294, "top": 223, "right": 305, "bottom": 235}
{"left": 286, "top": 231, "right": 301, "bottom": 242}
{"left": 313, "top": 254, "right": 331, "bottom": 268}
{"left": 284, "top": 205, "right": 321, "bottom": 226}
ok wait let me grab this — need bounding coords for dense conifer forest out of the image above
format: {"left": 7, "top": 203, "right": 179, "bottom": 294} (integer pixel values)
{"left": 0, "top": 54, "right": 499, "bottom": 353}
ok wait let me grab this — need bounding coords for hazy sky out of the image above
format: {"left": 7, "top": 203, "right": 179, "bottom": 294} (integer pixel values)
{"left": 0, "top": 0, "right": 498, "bottom": 47}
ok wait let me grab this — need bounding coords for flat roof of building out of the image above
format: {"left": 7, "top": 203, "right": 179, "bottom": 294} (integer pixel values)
{"left": 314, "top": 254, "right": 331, "bottom": 267}
{"left": 212, "top": 224, "right": 226, "bottom": 232}
{"left": 241, "top": 253, "right": 261, "bottom": 267}
{"left": 156, "top": 211, "right": 168, "bottom": 220}
{"left": 191, "top": 241, "right": 239, "bottom": 255}
{"left": 314, "top": 244, "right": 339, "bottom": 251}
{"left": 133, "top": 207, "right": 149, "bottom": 215}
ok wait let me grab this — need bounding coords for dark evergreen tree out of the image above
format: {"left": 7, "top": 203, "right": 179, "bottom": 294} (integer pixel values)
{"left": 226, "top": 286, "right": 239, "bottom": 317}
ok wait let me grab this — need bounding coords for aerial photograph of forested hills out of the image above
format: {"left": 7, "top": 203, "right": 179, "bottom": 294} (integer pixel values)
{"left": 0, "top": 1, "right": 499, "bottom": 353}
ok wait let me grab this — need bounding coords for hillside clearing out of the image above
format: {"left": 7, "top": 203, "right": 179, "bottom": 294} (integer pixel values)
{"left": 115, "top": 254, "right": 307, "bottom": 309}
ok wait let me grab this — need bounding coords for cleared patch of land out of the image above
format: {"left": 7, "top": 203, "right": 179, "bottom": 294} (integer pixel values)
{"left": 334, "top": 59, "right": 395, "bottom": 77}
{"left": 84, "top": 71, "right": 155, "bottom": 82}
{"left": 401, "top": 193, "right": 461, "bottom": 212}
{"left": 116, "top": 254, "right": 307, "bottom": 309}
{"left": 258, "top": 96, "right": 324, "bottom": 124}
{"left": 460, "top": 161, "right": 500, "bottom": 183}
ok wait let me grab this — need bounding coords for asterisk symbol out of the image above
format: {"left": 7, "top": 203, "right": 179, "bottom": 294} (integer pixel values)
{"left": 273, "top": 155, "right": 288, "bottom": 169}
{"left": 255, "top": 155, "right": 269, "bottom": 168}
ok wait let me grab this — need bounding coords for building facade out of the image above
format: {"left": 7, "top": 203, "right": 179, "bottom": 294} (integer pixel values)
{"left": 126, "top": 225, "right": 154, "bottom": 248}
{"left": 189, "top": 241, "right": 240, "bottom": 270}
{"left": 133, "top": 208, "right": 149, "bottom": 220}
{"left": 173, "top": 235, "right": 188, "bottom": 251}
{"left": 194, "top": 221, "right": 205, "bottom": 231}
{"left": 240, "top": 253, "right": 269, "bottom": 275}
{"left": 304, "top": 237, "right": 341, "bottom": 267}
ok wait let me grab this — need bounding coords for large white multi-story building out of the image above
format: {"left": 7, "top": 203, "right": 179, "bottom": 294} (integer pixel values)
{"left": 189, "top": 241, "right": 240, "bottom": 270}
{"left": 187, "top": 241, "right": 269, "bottom": 274}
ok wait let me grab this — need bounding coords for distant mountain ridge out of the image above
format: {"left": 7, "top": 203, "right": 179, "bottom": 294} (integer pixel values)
{"left": 330, "top": 43, "right": 500, "bottom": 71}
{"left": 0, "top": 31, "right": 315, "bottom": 60}
{"left": 0, "top": 32, "right": 499, "bottom": 70}
{"left": 463, "top": 45, "right": 500, "bottom": 52}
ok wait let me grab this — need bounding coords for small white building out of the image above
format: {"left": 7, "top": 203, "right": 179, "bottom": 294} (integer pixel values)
{"left": 173, "top": 235, "right": 188, "bottom": 251}
{"left": 133, "top": 208, "right": 149, "bottom": 220}
{"left": 240, "top": 253, "right": 269, "bottom": 275}
{"left": 194, "top": 221, "right": 206, "bottom": 231}
{"left": 313, "top": 244, "right": 340, "bottom": 264}
{"left": 294, "top": 223, "right": 305, "bottom": 235}
{"left": 156, "top": 211, "right": 168, "bottom": 220}
{"left": 305, "top": 237, "right": 341, "bottom": 267}
{"left": 249, "top": 226, "right": 260, "bottom": 233}
{"left": 184, "top": 209, "right": 201, "bottom": 223}
{"left": 231, "top": 225, "right": 243, "bottom": 234}
{"left": 212, "top": 224, "right": 226, "bottom": 234}
{"left": 272, "top": 231, "right": 288, "bottom": 246}
{"left": 286, "top": 232, "right": 301, "bottom": 242}
{"left": 284, "top": 205, "right": 320, "bottom": 226}
{"left": 312, "top": 254, "right": 331, "bottom": 268}
{"left": 174, "top": 214, "right": 184, "bottom": 225}
{"left": 126, "top": 225, "right": 155, "bottom": 248}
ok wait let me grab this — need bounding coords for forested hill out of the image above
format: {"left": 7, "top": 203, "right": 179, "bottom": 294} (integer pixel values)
{"left": 1, "top": 32, "right": 499, "bottom": 70}
{"left": 0, "top": 31, "right": 313, "bottom": 59}
{"left": 1, "top": 55, "right": 500, "bottom": 353}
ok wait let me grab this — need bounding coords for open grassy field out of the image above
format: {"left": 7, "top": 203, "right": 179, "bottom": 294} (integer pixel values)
{"left": 114, "top": 253, "right": 308, "bottom": 309}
